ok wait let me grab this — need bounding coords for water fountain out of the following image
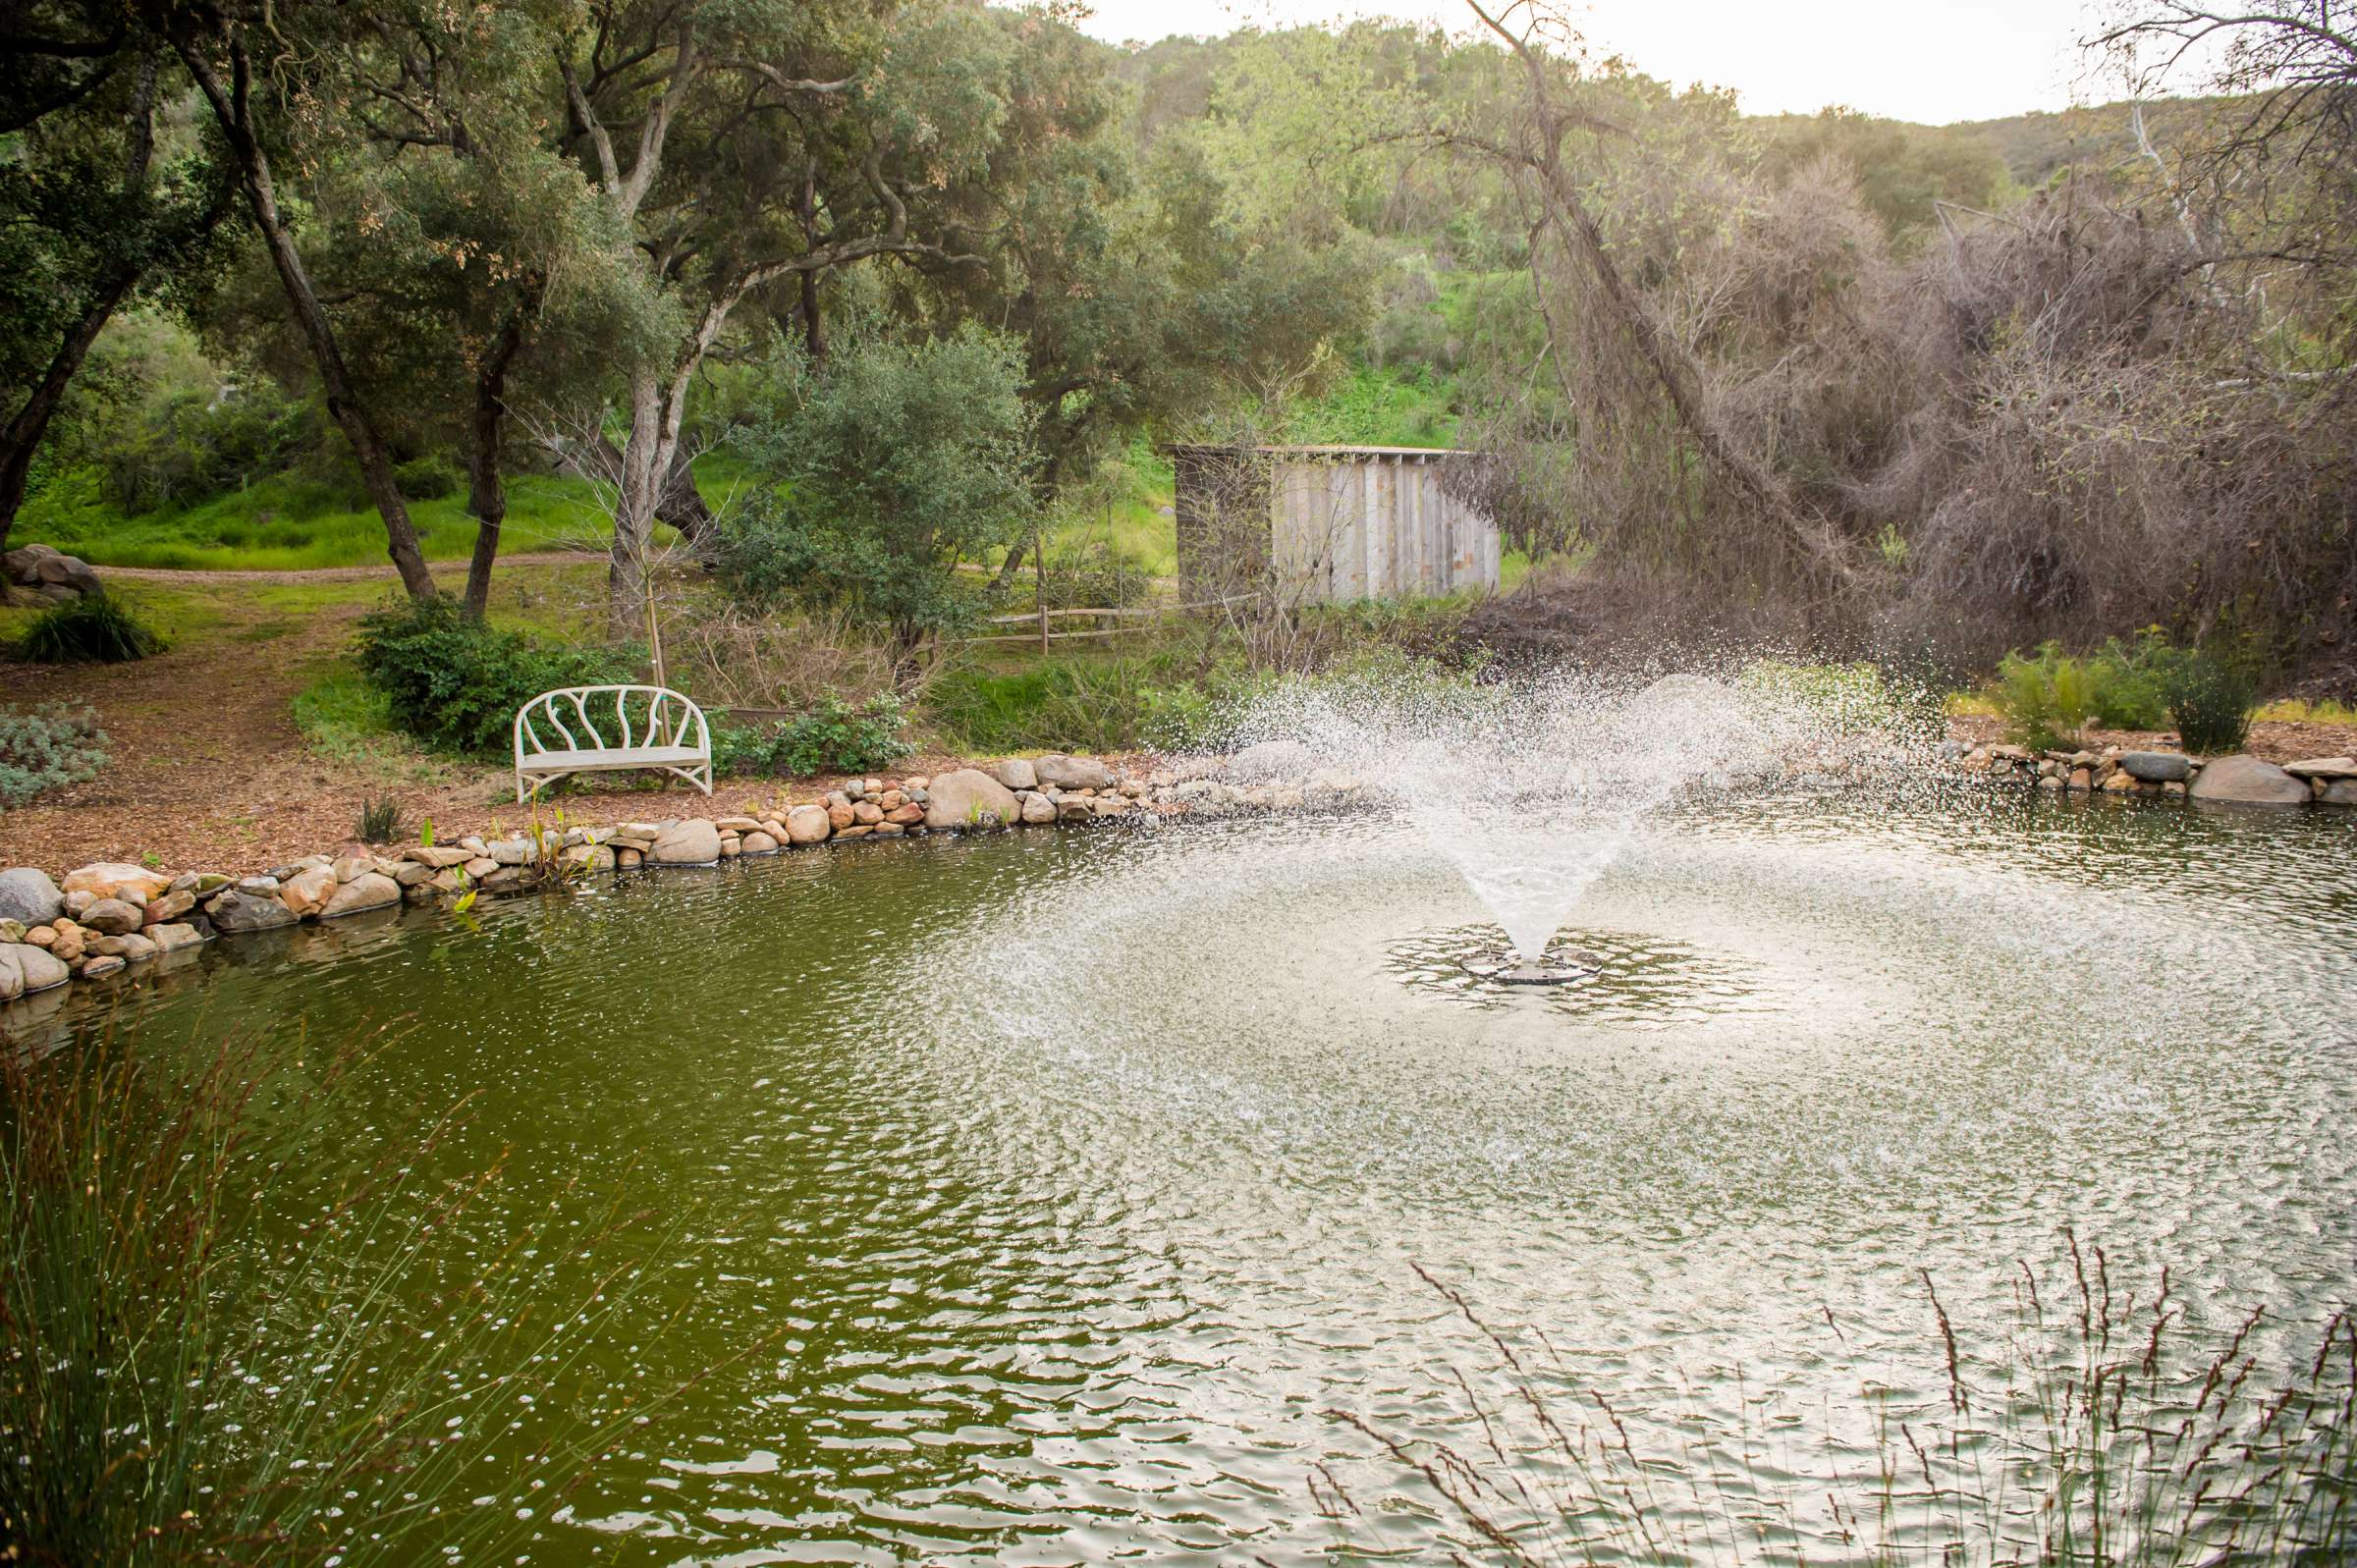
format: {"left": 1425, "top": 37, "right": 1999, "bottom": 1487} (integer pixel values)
{"left": 1231, "top": 667, "right": 1849, "bottom": 984}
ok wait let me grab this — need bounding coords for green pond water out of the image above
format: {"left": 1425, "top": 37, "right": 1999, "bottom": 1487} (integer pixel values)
{"left": 16, "top": 790, "right": 2357, "bottom": 1563}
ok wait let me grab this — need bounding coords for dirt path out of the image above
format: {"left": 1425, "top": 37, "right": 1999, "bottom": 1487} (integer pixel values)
{"left": 96, "top": 550, "right": 582, "bottom": 587}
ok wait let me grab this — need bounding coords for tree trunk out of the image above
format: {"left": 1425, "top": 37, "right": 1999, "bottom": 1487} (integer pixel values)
{"left": 798, "top": 268, "right": 827, "bottom": 367}
{"left": 0, "top": 269, "right": 137, "bottom": 561}
{"left": 462, "top": 312, "right": 526, "bottom": 620}
{"left": 609, "top": 369, "right": 668, "bottom": 638}
{"left": 175, "top": 32, "right": 439, "bottom": 602}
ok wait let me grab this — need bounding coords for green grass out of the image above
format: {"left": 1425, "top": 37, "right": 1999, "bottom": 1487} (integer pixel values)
{"left": 15, "top": 456, "right": 740, "bottom": 572}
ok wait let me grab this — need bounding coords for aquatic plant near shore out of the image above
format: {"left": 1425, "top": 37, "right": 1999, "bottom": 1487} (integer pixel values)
{"left": 1326, "top": 1244, "right": 2357, "bottom": 1565}
{"left": 0, "top": 1023, "right": 748, "bottom": 1564}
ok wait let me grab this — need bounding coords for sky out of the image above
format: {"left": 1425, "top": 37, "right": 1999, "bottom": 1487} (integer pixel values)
{"left": 1070, "top": 0, "right": 2122, "bottom": 126}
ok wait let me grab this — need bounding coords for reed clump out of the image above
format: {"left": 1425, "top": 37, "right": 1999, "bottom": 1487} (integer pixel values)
{"left": 1327, "top": 1239, "right": 2357, "bottom": 1565}
{"left": 0, "top": 1023, "right": 727, "bottom": 1565}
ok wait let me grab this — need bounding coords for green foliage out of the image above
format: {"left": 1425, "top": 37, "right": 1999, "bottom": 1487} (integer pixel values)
{"left": 392, "top": 456, "right": 459, "bottom": 501}
{"left": 1283, "top": 358, "right": 1458, "bottom": 447}
{"left": 723, "top": 328, "right": 1037, "bottom": 651}
{"left": 1738, "top": 659, "right": 1943, "bottom": 741}
{"left": 712, "top": 695, "right": 911, "bottom": 779}
{"left": 355, "top": 794, "right": 407, "bottom": 843}
{"left": 354, "top": 596, "right": 637, "bottom": 756}
{"left": 13, "top": 595, "right": 164, "bottom": 664}
{"left": 2148, "top": 640, "right": 2260, "bottom": 752}
{"left": 2083, "top": 638, "right": 2170, "bottom": 730}
{"left": 88, "top": 377, "right": 318, "bottom": 515}
{"left": 1990, "top": 643, "right": 2108, "bottom": 750}
{"left": 931, "top": 651, "right": 1239, "bottom": 754}
{"left": 0, "top": 702, "right": 108, "bottom": 809}
{"left": 1991, "top": 634, "right": 2261, "bottom": 752}
{"left": 1036, "top": 539, "right": 1154, "bottom": 611}
{"left": 18, "top": 461, "right": 702, "bottom": 571}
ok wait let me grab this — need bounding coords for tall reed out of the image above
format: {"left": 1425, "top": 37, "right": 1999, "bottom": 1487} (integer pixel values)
{"left": 1326, "top": 1239, "right": 2357, "bottom": 1565}
{"left": 1, "top": 1021, "right": 742, "bottom": 1564}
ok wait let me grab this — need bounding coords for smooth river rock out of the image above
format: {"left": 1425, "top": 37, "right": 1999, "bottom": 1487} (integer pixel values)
{"left": 79, "top": 897, "right": 144, "bottom": 936}
{"left": 651, "top": 819, "right": 723, "bottom": 865}
{"left": 785, "top": 804, "right": 833, "bottom": 844}
{"left": 62, "top": 862, "right": 171, "bottom": 904}
{"left": 2283, "top": 756, "right": 2357, "bottom": 781}
{"left": 2187, "top": 753, "right": 2309, "bottom": 806}
{"left": 0, "top": 943, "right": 70, "bottom": 1000}
{"left": 1032, "top": 753, "right": 1115, "bottom": 790}
{"left": 0, "top": 867, "right": 63, "bottom": 926}
{"left": 923, "top": 769, "right": 1019, "bottom": 831}
{"left": 207, "top": 889, "right": 300, "bottom": 933}
{"left": 321, "top": 872, "right": 402, "bottom": 918}
{"left": 992, "top": 758, "right": 1039, "bottom": 791}
{"left": 278, "top": 865, "right": 339, "bottom": 916}
{"left": 2117, "top": 751, "right": 2194, "bottom": 784}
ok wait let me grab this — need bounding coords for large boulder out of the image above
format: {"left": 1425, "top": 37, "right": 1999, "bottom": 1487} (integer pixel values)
{"left": 207, "top": 889, "right": 299, "bottom": 934}
{"left": 923, "top": 768, "right": 1018, "bottom": 831}
{"left": 2118, "top": 750, "right": 2194, "bottom": 784}
{"left": 0, "top": 868, "right": 63, "bottom": 927}
{"left": 784, "top": 804, "right": 833, "bottom": 844}
{"left": 992, "top": 758, "right": 1039, "bottom": 791}
{"left": 62, "top": 862, "right": 171, "bottom": 904}
{"left": 650, "top": 819, "right": 723, "bottom": 865}
{"left": 1032, "top": 753, "right": 1115, "bottom": 790}
{"left": 1, "top": 542, "right": 60, "bottom": 584}
{"left": 321, "top": 872, "right": 401, "bottom": 918}
{"left": 2188, "top": 754, "right": 2309, "bottom": 806}
{"left": 31, "top": 553, "right": 102, "bottom": 597}
{"left": 0, "top": 943, "right": 70, "bottom": 1000}
{"left": 2320, "top": 779, "right": 2357, "bottom": 806}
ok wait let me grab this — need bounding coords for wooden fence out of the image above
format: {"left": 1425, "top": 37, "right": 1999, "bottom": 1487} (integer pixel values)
{"left": 954, "top": 596, "right": 1260, "bottom": 650}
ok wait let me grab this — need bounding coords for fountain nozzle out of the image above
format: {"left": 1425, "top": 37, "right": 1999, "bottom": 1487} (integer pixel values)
{"left": 1464, "top": 953, "right": 1597, "bottom": 987}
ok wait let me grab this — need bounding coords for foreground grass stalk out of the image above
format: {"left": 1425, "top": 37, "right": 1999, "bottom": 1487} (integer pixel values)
{"left": 1333, "top": 1247, "right": 2357, "bottom": 1566}
{"left": 1, "top": 1023, "right": 751, "bottom": 1565}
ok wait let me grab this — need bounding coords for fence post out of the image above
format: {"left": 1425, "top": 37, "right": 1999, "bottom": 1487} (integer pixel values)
{"left": 1035, "top": 524, "right": 1051, "bottom": 655}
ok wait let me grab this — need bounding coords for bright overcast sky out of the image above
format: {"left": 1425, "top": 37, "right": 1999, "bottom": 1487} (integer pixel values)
{"left": 1072, "top": 0, "right": 2120, "bottom": 126}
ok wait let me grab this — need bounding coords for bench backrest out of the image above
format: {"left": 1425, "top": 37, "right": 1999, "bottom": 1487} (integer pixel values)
{"left": 515, "top": 685, "right": 709, "bottom": 761}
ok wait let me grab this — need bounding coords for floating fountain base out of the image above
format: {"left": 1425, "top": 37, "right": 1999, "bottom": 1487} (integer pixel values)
{"left": 1462, "top": 956, "right": 1597, "bottom": 987}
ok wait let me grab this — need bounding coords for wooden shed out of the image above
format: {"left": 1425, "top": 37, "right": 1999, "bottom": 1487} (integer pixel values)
{"left": 1169, "top": 444, "right": 1501, "bottom": 605}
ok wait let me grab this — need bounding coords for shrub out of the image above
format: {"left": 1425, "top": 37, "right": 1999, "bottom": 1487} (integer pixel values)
{"left": 355, "top": 596, "right": 638, "bottom": 756}
{"left": 392, "top": 456, "right": 460, "bottom": 501}
{"left": 2082, "top": 637, "right": 2170, "bottom": 729}
{"left": 0, "top": 702, "right": 108, "bottom": 808}
{"left": 1990, "top": 643, "right": 2104, "bottom": 751}
{"left": 355, "top": 794, "right": 407, "bottom": 843}
{"left": 2151, "top": 642, "right": 2260, "bottom": 752}
{"left": 723, "top": 326, "right": 1037, "bottom": 658}
{"left": 712, "top": 694, "right": 912, "bottom": 779}
{"left": 1035, "top": 540, "right": 1153, "bottom": 611}
{"left": 929, "top": 653, "right": 1232, "bottom": 753}
{"left": 13, "top": 595, "right": 164, "bottom": 663}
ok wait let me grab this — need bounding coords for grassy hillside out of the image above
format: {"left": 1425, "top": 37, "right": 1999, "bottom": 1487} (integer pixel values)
{"left": 16, "top": 457, "right": 744, "bottom": 571}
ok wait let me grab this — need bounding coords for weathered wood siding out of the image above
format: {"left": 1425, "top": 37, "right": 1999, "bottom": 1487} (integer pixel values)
{"left": 1173, "top": 446, "right": 1500, "bottom": 605}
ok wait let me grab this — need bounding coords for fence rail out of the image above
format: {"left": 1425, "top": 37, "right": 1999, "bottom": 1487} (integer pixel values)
{"left": 954, "top": 595, "right": 1261, "bottom": 649}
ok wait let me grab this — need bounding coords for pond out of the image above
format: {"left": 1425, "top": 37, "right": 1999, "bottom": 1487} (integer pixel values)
{"left": 23, "top": 790, "right": 2357, "bottom": 1563}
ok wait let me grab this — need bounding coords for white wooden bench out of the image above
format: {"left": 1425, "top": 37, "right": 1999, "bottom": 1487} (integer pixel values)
{"left": 515, "top": 684, "right": 712, "bottom": 802}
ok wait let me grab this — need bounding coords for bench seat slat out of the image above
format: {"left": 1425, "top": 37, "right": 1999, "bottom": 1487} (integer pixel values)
{"left": 520, "top": 745, "right": 707, "bottom": 772}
